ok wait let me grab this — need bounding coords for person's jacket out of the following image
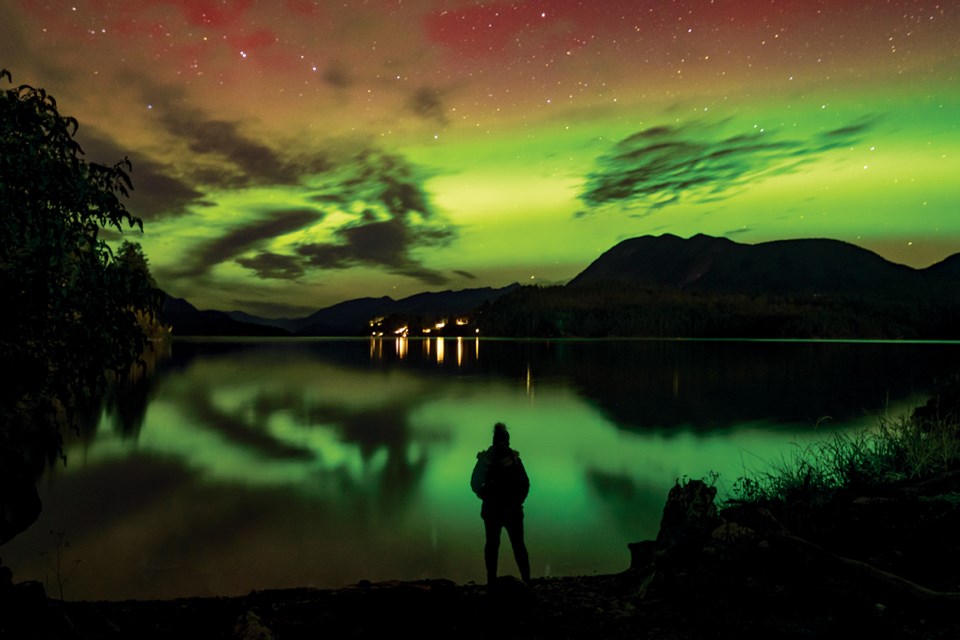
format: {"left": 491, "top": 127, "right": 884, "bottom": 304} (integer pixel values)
{"left": 471, "top": 445, "right": 529, "bottom": 518}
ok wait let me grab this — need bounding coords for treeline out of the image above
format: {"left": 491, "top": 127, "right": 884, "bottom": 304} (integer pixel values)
{"left": 1, "top": 69, "right": 165, "bottom": 546}
{"left": 474, "top": 284, "right": 960, "bottom": 339}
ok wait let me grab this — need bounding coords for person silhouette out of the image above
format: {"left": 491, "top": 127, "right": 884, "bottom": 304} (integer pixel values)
{"left": 470, "top": 422, "right": 531, "bottom": 587}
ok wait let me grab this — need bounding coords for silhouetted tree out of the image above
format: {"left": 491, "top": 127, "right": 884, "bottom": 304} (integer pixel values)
{"left": 0, "top": 69, "right": 161, "bottom": 542}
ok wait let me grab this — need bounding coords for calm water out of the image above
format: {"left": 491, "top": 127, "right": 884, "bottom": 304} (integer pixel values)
{"left": 5, "top": 338, "right": 959, "bottom": 600}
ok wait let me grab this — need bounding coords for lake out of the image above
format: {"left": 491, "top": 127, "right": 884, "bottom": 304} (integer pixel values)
{"left": 4, "top": 338, "right": 958, "bottom": 600}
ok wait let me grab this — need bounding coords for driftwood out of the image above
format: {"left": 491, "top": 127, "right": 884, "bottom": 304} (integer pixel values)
{"left": 739, "top": 507, "right": 960, "bottom": 607}
{"left": 643, "top": 480, "right": 960, "bottom": 611}
{"left": 774, "top": 532, "right": 960, "bottom": 604}
{"left": 889, "top": 469, "right": 960, "bottom": 497}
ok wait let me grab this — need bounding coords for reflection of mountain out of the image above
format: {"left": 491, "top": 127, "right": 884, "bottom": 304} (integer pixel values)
{"left": 164, "top": 338, "right": 959, "bottom": 432}
{"left": 426, "top": 339, "right": 954, "bottom": 431}
{"left": 438, "top": 339, "right": 953, "bottom": 429}
{"left": 548, "top": 340, "right": 948, "bottom": 430}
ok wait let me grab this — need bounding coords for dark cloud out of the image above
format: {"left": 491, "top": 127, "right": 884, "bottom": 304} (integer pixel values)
{"left": 289, "top": 148, "right": 455, "bottom": 285}
{"left": 322, "top": 61, "right": 352, "bottom": 88}
{"left": 453, "top": 270, "right": 477, "bottom": 280}
{"left": 158, "top": 110, "right": 305, "bottom": 186}
{"left": 75, "top": 75, "right": 333, "bottom": 221}
{"left": 309, "top": 193, "right": 345, "bottom": 205}
{"left": 110, "top": 75, "right": 330, "bottom": 189}
{"left": 180, "top": 208, "right": 322, "bottom": 277}
{"left": 76, "top": 127, "right": 205, "bottom": 220}
{"left": 84, "top": 83, "right": 457, "bottom": 285}
{"left": 307, "top": 219, "right": 406, "bottom": 267}
{"left": 125, "top": 161, "right": 207, "bottom": 219}
{"left": 408, "top": 86, "right": 447, "bottom": 125}
{"left": 338, "top": 148, "right": 435, "bottom": 217}
{"left": 299, "top": 218, "right": 452, "bottom": 285}
{"left": 394, "top": 266, "right": 449, "bottom": 287}
{"left": 579, "top": 119, "right": 875, "bottom": 214}
{"left": 236, "top": 251, "right": 306, "bottom": 280}
{"left": 296, "top": 243, "right": 353, "bottom": 268}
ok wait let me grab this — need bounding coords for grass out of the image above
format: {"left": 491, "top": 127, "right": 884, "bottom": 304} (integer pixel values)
{"left": 728, "top": 410, "right": 960, "bottom": 508}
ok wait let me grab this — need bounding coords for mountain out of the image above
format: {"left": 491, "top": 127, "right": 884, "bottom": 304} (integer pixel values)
{"left": 482, "top": 234, "right": 960, "bottom": 339}
{"left": 294, "top": 285, "right": 520, "bottom": 336}
{"left": 924, "top": 253, "right": 960, "bottom": 285}
{"left": 171, "top": 285, "right": 520, "bottom": 336}
{"left": 225, "top": 298, "right": 393, "bottom": 335}
{"left": 163, "top": 236, "right": 958, "bottom": 339}
{"left": 294, "top": 296, "right": 398, "bottom": 336}
{"left": 222, "top": 310, "right": 303, "bottom": 334}
{"left": 567, "top": 233, "right": 928, "bottom": 298}
{"left": 161, "top": 296, "right": 291, "bottom": 337}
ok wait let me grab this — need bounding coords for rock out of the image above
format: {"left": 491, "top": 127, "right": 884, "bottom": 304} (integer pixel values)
{"left": 627, "top": 540, "right": 656, "bottom": 571}
{"left": 654, "top": 479, "right": 720, "bottom": 554}
{"left": 710, "top": 521, "right": 756, "bottom": 543}
{"left": 487, "top": 575, "right": 535, "bottom": 620}
{"left": 912, "top": 374, "right": 960, "bottom": 427}
{"left": 13, "top": 580, "right": 46, "bottom": 602}
{"left": 719, "top": 505, "right": 789, "bottom": 537}
{"left": 0, "top": 560, "right": 12, "bottom": 592}
{"left": 488, "top": 575, "right": 531, "bottom": 600}
{"left": 627, "top": 480, "right": 727, "bottom": 601}
{"left": 232, "top": 611, "right": 275, "bottom": 640}
{"left": 0, "top": 461, "right": 42, "bottom": 545}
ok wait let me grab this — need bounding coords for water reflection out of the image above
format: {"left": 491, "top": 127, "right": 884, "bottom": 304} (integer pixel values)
{"left": 4, "top": 339, "right": 958, "bottom": 600}
{"left": 369, "top": 336, "right": 487, "bottom": 367}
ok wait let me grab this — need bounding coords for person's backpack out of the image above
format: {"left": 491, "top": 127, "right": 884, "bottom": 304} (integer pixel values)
{"left": 484, "top": 450, "right": 528, "bottom": 506}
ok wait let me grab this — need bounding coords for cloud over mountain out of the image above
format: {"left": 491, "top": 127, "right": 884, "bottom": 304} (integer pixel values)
{"left": 579, "top": 119, "right": 874, "bottom": 213}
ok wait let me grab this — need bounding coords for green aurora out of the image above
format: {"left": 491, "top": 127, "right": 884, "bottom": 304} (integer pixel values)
{"left": 2, "top": 1, "right": 957, "bottom": 316}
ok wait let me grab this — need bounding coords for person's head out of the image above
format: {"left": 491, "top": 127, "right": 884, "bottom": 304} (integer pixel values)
{"left": 493, "top": 422, "right": 510, "bottom": 447}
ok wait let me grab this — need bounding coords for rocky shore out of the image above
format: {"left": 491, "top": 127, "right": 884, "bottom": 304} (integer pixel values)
{"left": 4, "top": 474, "right": 960, "bottom": 639}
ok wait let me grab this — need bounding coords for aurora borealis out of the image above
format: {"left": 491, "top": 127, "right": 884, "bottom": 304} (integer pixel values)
{"left": 2, "top": 0, "right": 958, "bottom": 316}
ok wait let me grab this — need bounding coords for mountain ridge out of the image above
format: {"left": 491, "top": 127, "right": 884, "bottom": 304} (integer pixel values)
{"left": 567, "top": 233, "right": 929, "bottom": 298}
{"left": 162, "top": 285, "right": 521, "bottom": 337}
{"left": 484, "top": 233, "right": 960, "bottom": 339}
{"left": 162, "top": 235, "right": 959, "bottom": 338}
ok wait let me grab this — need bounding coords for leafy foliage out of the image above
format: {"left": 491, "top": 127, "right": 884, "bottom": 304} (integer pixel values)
{"left": 0, "top": 69, "right": 162, "bottom": 471}
{"left": 728, "top": 411, "right": 960, "bottom": 509}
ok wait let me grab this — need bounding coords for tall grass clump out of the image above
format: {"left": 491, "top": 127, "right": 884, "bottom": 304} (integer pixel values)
{"left": 729, "top": 410, "right": 960, "bottom": 509}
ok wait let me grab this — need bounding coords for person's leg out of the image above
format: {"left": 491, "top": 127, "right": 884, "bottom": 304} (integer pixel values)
{"left": 504, "top": 512, "right": 530, "bottom": 584}
{"left": 484, "top": 518, "right": 501, "bottom": 585}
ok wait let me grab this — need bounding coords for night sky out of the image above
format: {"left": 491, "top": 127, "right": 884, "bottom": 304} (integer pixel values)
{"left": 2, "top": 1, "right": 958, "bottom": 317}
